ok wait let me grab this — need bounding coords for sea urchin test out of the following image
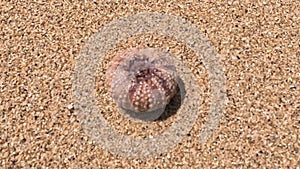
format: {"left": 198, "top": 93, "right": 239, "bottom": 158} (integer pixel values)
{"left": 105, "top": 48, "right": 179, "bottom": 121}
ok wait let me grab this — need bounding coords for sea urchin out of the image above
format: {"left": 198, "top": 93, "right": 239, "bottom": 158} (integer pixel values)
{"left": 105, "top": 48, "right": 179, "bottom": 120}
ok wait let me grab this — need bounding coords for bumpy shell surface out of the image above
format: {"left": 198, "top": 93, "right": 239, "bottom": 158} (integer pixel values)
{"left": 105, "top": 48, "right": 178, "bottom": 113}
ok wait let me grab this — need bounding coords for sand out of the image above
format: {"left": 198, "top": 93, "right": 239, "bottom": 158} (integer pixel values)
{"left": 0, "top": 0, "right": 299, "bottom": 168}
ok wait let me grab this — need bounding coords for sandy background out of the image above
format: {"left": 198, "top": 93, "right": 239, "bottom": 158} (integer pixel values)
{"left": 1, "top": 0, "right": 299, "bottom": 168}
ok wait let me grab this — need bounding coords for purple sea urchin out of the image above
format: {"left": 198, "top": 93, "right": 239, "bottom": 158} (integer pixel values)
{"left": 105, "top": 48, "right": 178, "bottom": 117}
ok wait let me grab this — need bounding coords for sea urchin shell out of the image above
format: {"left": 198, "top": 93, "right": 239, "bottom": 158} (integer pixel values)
{"left": 105, "top": 48, "right": 178, "bottom": 118}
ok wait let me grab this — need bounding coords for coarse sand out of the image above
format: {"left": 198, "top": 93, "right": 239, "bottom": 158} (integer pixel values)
{"left": 0, "top": 1, "right": 299, "bottom": 168}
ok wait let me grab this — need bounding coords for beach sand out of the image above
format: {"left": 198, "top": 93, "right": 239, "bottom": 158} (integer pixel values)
{"left": 1, "top": 1, "right": 299, "bottom": 168}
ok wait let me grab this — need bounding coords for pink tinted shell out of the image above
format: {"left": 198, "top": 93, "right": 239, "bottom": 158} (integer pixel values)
{"left": 105, "top": 48, "right": 178, "bottom": 113}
